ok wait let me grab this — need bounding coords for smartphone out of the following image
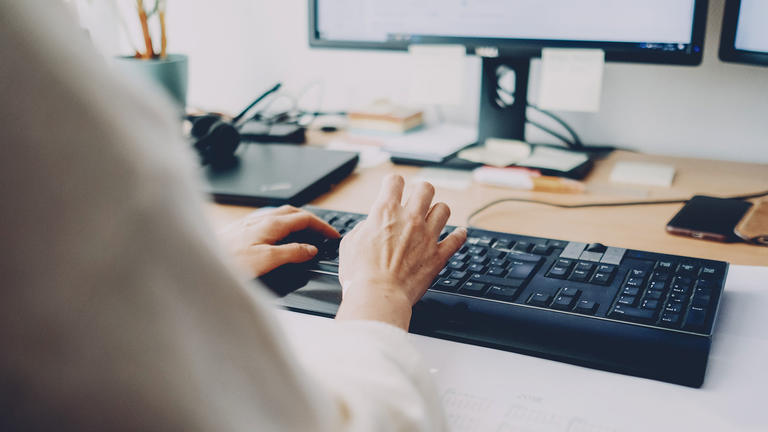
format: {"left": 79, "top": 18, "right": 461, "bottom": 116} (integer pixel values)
{"left": 666, "top": 195, "right": 752, "bottom": 242}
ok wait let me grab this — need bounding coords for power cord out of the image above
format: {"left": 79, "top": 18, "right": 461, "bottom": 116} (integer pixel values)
{"left": 467, "top": 189, "right": 768, "bottom": 226}
{"left": 527, "top": 103, "right": 583, "bottom": 149}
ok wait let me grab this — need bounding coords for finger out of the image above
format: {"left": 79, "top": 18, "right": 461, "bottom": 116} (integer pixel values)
{"left": 243, "top": 205, "right": 299, "bottom": 225}
{"left": 372, "top": 174, "right": 405, "bottom": 212}
{"left": 437, "top": 227, "right": 468, "bottom": 262}
{"left": 277, "top": 212, "right": 341, "bottom": 239}
{"left": 404, "top": 181, "right": 435, "bottom": 217}
{"left": 425, "top": 202, "right": 451, "bottom": 236}
{"left": 266, "top": 243, "right": 319, "bottom": 267}
{"left": 269, "top": 205, "right": 301, "bottom": 216}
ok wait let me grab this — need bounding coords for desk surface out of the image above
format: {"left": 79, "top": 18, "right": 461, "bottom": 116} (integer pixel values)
{"left": 209, "top": 143, "right": 768, "bottom": 266}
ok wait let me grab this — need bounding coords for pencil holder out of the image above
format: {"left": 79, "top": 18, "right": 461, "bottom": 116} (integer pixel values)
{"left": 113, "top": 54, "right": 188, "bottom": 111}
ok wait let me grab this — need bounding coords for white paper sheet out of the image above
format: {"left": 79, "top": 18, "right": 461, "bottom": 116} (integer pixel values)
{"left": 538, "top": 48, "right": 605, "bottom": 112}
{"left": 277, "top": 265, "right": 768, "bottom": 432}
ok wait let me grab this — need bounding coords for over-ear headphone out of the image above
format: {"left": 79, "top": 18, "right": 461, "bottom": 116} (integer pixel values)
{"left": 189, "top": 114, "right": 241, "bottom": 167}
{"left": 188, "top": 83, "right": 283, "bottom": 167}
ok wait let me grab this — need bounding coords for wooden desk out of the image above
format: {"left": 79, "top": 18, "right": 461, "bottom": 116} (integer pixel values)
{"left": 209, "top": 147, "right": 768, "bottom": 266}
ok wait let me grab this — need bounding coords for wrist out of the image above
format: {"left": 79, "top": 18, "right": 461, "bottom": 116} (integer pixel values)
{"left": 336, "top": 280, "right": 414, "bottom": 330}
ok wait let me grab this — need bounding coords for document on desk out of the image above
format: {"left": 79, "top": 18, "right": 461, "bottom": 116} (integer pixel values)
{"left": 276, "top": 265, "right": 768, "bottom": 432}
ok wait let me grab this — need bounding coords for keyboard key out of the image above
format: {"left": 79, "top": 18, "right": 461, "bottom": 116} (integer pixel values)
{"left": 507, "top": 262, "right": 537, "bottom": 280}
{"left": 514, "top": 242, "right": 532, "bottom": 252}
{"left": 677, "top": 263, "right": 699, "bottom": 275}
{"left": 651, "top": 271, "right": 670, "bottom": 282}
{"left": 671, "top": 283, "right": 691, "bottom": 295}
{"left": 552, "top": 295, "right": 576, "bottom": 310}
{"left": 452, "top": 253, "right": 469, "bottom": 262}
{"left": 648, "top": 280, "right": 667, "bottom": 291}
{"left": 609, "top": 305, "right": 655, "bottom": 323}
{"left": 490, "top": 258, "right": 509, "bottom": 267}
{"left": 493, "top": 239, "right": 512, "bottom": 249}
{"left": 433, "top": 278, "right": 460, "bottom": 292}
{"left": 450, "top": 271, "right": 468, "bottom": 280}
{"left": 629, "top": 269, "right": 647, "bottom": 278}
{"left": 568, "top": 269, "right": 590, "bottom": 282}
{"left": 531, "top": 244, "right": 552, "bottom": 255}
{"left": 468, "top": 246, "right": 486, "bottom": 256}
{"left": 668, "top": 292, "right": 687, "bottom": 303}
{"left": 528, "top": 292, "right": 552, "bottom": 307}
{"left": 547, "top": 240, "right": 568, "bottom": 249}
{"left": 438, "top": 268, "right": 448, "bottom": 277}
{"left": 448, "top": 260, "right": 467, "bottom": 271}
{"left": 556, "top": 258, "right": 574, "bottom": 268}
{"left": 469, "top": 273, "right": 525, "bottom": 288}
{"left": 660, "top": 312, "right": 681, "bottom": 326}
{"left": 460, "top": 281, "right": 487, "bottom": 296}
{"left": 487, "top": 266, "right": 506, "bottom": 276}
{"left": 468, "top": 263, "right": 486, "bottom": 273}
{"left": 560, "top": 287, "right": 581, "bottom": 297}
{"left": 683, "top": 307, "right": 708, "bottom": 331}
{"left": 656, "top": 260, "right": 675, "bottom": 271}
{"left": 626, "top": 277, "right": 644, "bottom": 287}
{"left": 574, "top": 300, "right": 598, "bottom": 315}
{"left": 486, "top": 249, "right": 506, "bottom": 259}
{"left": 506, "top": 252, "right": 542, "bottom": 263}
{"left": 470, "top": 255, "right": 489, "bottom": 264}
{"left": 575, "top": 262, "right": 595, "bottom": 272}
{"left": 641, "top": 299, "right": 659, "bottom": 310}
{"left": 591, "top": 272, "right": 613, "bottom": 285}
{"left": 547, "top": 265, "right": 570, "bottom": 279}
{"left": 645, "top": 290, "right": 664, "bottom": 300}
{"left": 596, "top": 264, "right": 616, "bottom": 274}
{"left": 664, "top": 303, "right": 683, "bottom": 313}
{"left": 486, "top": 286, "right": 519, "bottom": 301}
{"left": 622, "top": 286, "right": 640, "bottom": 296}
{"left": 618, "top": 295, "right": 637, "bottom": 306}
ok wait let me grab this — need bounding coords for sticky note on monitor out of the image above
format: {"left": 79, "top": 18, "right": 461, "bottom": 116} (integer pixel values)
{"left": 538, "top": 48, "right": 605, "bottom": 112}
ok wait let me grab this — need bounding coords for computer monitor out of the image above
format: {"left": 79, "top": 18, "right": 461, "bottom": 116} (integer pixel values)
{"left": 720, "top": 0, "right": 768, "bottom": 67}
{"left": 309, "top": 0, "right": 709, "bottom": 145}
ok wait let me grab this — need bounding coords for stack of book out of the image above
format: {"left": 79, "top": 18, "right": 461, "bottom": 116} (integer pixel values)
{"left": 347, "top": 101, "right": 424, "bottom": 134}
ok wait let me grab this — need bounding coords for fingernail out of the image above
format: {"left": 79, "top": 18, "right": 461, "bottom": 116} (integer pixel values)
{"left": 304, "top": 244, "right": 318, "bottom": 255}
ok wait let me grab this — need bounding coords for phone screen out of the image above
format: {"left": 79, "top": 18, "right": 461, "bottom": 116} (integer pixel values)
{"left": 667, "top": 196, "right": 752, "bottom": 242}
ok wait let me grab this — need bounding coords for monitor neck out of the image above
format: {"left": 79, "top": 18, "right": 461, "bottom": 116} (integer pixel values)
{"left": 478, "top": 56, "right": 531, "bottom": 144}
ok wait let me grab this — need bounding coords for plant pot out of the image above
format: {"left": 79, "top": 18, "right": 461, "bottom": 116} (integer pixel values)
{"left": 113, "top": 54, "right": 188, "bottom": 110}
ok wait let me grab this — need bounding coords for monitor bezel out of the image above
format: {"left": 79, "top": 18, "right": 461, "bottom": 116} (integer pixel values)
{"left": 719, "top": 0, "right": 768, "bottom": 67}
{"left": 308, "top": 0, "right": 708, "bottom": 65}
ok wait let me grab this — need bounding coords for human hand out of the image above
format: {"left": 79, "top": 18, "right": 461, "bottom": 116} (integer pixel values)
{"left": 335, "top": 175, "right": 467, "bottom": 330}
{"left": 218, "top": 205, "right": 340, "bottom": 278}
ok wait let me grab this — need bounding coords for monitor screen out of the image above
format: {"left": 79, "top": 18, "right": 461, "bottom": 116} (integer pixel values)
{"left": 734, "top": 0, "right": 768, "bottom": 53}
{"left": 311, "top": 0, "right": 707, "bottom": 65}
{"left": 720, "top": 0, "right": 768, "bottom": 66}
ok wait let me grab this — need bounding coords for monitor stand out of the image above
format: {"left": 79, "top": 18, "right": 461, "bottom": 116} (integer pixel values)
{"left": 477, "top": 56, "right": 531, "bottom": 145}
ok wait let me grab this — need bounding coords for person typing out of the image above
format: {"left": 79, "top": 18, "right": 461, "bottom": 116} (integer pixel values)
{"left": 0, "top": 2, "right": 466, "bottom": 431}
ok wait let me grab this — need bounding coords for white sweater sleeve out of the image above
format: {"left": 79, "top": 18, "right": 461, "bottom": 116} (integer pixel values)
{"left": 0, "top": 2, "right": 444, "bottom": 431}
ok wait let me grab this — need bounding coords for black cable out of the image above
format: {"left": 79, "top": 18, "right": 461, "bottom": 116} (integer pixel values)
{"left": 528, "top": 103, "right": 584, "bottom": 149}
{"left": 527, "top": 120, "right": 575, "bottom": 148}
{"left": 467, "top": 190, "right": 768, "bottom": 226}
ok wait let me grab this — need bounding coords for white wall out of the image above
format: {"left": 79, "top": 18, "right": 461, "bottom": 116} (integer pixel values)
{"left": 123, "top": 0, "right": 766, "bottom": 162}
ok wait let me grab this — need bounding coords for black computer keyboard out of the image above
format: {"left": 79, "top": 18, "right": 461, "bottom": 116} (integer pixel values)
{"left": 273, "top": 207, "right": 728, "bottom": 387}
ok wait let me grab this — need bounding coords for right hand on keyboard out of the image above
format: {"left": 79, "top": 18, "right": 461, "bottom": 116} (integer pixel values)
{"left": 335, "top": 175, "right": 467, "bottom": 330}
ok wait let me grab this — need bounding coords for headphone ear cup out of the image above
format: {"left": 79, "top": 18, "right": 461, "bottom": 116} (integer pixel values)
{"left": 195, "top": 121, "right": 241, "bottom": 166}
{"left": 190, "top": 115, "right": 221, "bottom": 139}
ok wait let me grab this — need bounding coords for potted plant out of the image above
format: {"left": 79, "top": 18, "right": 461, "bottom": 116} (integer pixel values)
{"left": 113, "top": 0, "right": 188, "bottom": 109}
